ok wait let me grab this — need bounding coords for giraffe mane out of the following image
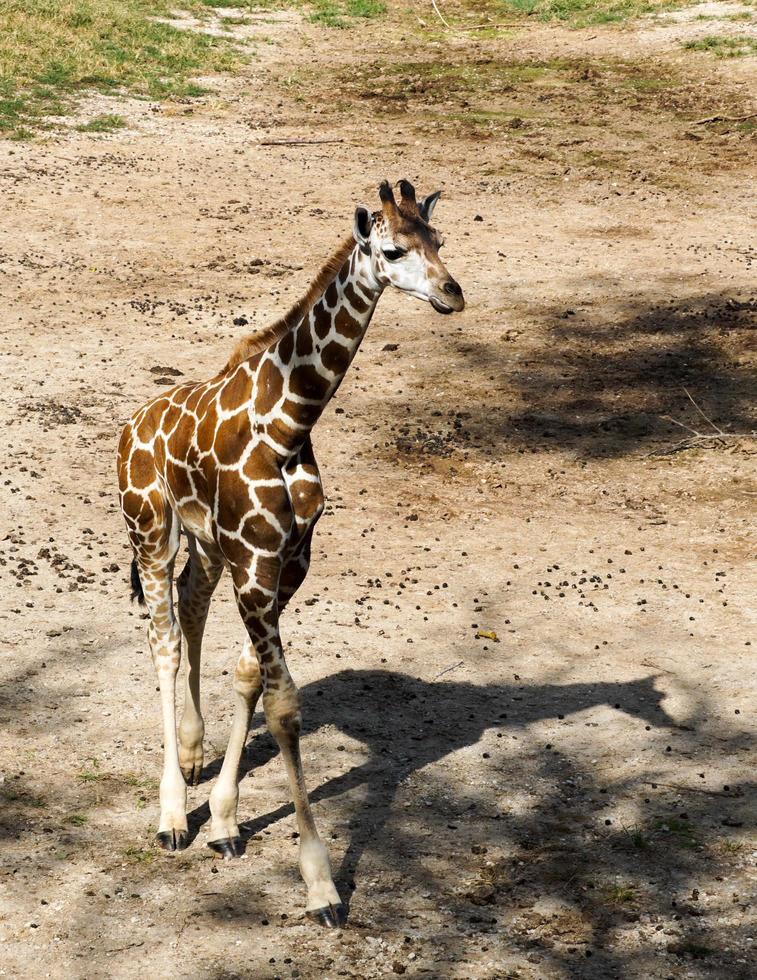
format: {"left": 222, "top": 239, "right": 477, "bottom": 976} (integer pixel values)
{"left": 222, "top": 235, "right": 357, "bottom": 373}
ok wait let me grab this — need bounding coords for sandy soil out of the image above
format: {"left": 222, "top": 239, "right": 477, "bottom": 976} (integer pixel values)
{"left": 0, "top": 4, "right": 755, "bottom": 978}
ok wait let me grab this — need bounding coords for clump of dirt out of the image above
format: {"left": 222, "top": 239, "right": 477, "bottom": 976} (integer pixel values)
{"left": 20, "top": 400, "right": 87, "bottom": 426}
{"left": 394, "top": 412, "right": 476, "bottom": 458}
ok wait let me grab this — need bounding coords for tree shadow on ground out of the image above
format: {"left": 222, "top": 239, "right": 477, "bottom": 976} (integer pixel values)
{"left": 1, "top": 649, "right": 751, "bottom": 977}
{"left": 188, "top": 668, "right": 753, "bottom": 977}
{"left": 389, "top": 291, "right": 756, "bottom": 461}
{"left": 0, "top": 633, "right": 129, "bottom": 844}
{"left": 186, "top": 669, "right": 674, "bottom": 850}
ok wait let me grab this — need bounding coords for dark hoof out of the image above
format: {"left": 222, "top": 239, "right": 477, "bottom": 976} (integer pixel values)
{"left": 181, "top": 766, "right": 202, "bottom": 787}
{"left": 307, "top": 903, "right": 347, "bottom": 929}
{"left": 156, "top": 829, "right": 189, "bottom": 852}
{"left": 207, "top": 836, "right": 244, "bottom": 859}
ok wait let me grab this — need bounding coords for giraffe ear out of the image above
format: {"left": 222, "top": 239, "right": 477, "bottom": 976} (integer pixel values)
{"left": 418, "top": 190, "right": 441, "bottom": 223}
{"left": 353, "top": 206, "right": 374, "bottom": 254}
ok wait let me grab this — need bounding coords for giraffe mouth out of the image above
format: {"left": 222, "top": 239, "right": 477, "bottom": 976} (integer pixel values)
{"left": 429, "top": 297, "right": 454, "bottom": 315}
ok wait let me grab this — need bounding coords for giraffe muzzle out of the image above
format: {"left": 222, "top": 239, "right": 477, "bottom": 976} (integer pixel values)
{"left": 431, "top": 279, "right": 465, "bottom": 314}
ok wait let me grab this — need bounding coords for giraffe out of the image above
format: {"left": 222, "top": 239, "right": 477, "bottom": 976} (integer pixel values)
{"left": 116, "top": 179, "right": 465, "bottom": 928}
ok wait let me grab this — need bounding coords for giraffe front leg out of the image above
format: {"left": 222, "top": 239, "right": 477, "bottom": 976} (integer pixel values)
{"left": 230, "top": 556, "right": 344, "bottom": 926}
{"left": 177, "top": 663, "right": 204, "bottom": 787}
{"left": 264, "top": 679, "right": 345, "bottom": 927}
{"left": 207, "top": 637, "right": 263, "bottom": 857}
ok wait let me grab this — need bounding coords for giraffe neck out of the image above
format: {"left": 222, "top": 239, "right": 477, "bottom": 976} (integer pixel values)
{"left": 262, "top": 244, "right": 384, "bottom": 455}
{"left": 304, "top": 243, "right": 383, "bottom": 373}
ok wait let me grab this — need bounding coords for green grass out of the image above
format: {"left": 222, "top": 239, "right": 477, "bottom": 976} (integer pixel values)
{"left": 0, "top": 1, "right": 388, "bottom": 139}
{"left": 77, "top": 758, "right": 105, "bottom": 780}
{"left": 0, "top": 0, "right": 246, "bottom": 139}
{"left": 683, "top": 34, "right": 757, "bottom": 57}
{"left": 654, "top": 816, "right": 699, "bottom": 848}
{"left": 122, "top": 772, "right": 159, "bottom": 790}
{"left": 701, "top": 10, "right": 754, "bottom": 20}
{"left": 621, "top": 76, "right": 670, "bottom": 91}
{"left": 631, "top": 828, "right": 651, "bottom": 849}
{"left": 63, "top": 813, "right": 88, "bottom": 826}
{"left": 307, "top": 0, "right": 386, "bottom": 27}
{"left": 606, "top": 884, "right": 638, "bottom": 904}
{"left": 357, "top": 58, "right": 554, "bottom": 99}
{"left": 76, "top": 112, "right": 126, "bottom": 132}
{"left": 198, "top": 0, "right": 386, "bottom": 26}
{"left": 431, "top": 0, "right": 697, "bottom": 28}
{"left": 4, "top": 791, "right": 48, "bottom": 807}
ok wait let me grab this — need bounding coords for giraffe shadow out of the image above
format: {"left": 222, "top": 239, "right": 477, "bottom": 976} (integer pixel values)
{"left": 186, "top": 668, "right": 675, "bottom": 908}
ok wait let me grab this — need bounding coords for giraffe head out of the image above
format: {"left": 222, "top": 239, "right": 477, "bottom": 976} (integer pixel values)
{"left": 353, "top": 179, "right": 465, "bottom": 315}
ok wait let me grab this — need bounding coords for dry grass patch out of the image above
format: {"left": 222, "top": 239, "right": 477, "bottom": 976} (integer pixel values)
{"left": 276, "top": 48, "right": 754, "bottom": 188}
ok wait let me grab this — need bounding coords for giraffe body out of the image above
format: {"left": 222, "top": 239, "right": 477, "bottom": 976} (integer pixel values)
{"left": 117, "top": 181, "right": 464, "bottom": 927}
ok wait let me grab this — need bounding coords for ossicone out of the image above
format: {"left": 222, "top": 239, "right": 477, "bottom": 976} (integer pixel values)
{"left": 397, "top": 179, "right": 416, "bottom": 204}
{"left": 378, "top": 180, "right": 396, "bottom": 208}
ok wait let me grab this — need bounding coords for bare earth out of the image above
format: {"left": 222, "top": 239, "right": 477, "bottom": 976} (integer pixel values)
{"left": 0, "top": 4, "right": 755, "bottom": 978}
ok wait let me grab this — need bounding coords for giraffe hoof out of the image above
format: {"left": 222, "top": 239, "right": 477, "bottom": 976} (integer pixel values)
{"left": 307, "top": 903, "right": 347, "bottom": 929}
{"left": 181, "top": 765, "right": 202, "bottom": 787}
{"left": 156, "top": 829, "right": 189, "bottom": 852}
{"left": 207, "top": 836, "right": 244, "bottom": 859}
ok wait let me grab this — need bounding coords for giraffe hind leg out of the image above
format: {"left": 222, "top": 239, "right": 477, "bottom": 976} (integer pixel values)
{"left": 278, "top": 528, "right": 313, "bottom": 611}
{"left": 131, "top": 506, "right": 188, "bottom": 852}
{"left": 279, "top": 436, "right": 322, "bottom": 611}
{"left": 130, "top": 558, "right": 145, "bottom": 604}
{"left": 176, "top": 534, "right": 224, "bottom": 786}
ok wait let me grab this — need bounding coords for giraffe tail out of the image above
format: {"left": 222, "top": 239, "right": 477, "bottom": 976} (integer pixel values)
{"left": 130, "top": 559, "right": 145, "bottom": 605}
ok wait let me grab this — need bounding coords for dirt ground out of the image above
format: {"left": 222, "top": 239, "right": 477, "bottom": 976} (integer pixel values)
{"left": 0, "top": 3, "right": 755, "bottom": 978}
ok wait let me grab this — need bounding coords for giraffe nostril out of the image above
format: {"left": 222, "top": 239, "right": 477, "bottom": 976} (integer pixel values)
{"left": 444, "top": 279, "right": 462, "bottom": 297}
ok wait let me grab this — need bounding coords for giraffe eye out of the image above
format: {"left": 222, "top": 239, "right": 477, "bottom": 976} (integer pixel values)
{"left": 382, "top": 247, "right": 405, "bottom": 262}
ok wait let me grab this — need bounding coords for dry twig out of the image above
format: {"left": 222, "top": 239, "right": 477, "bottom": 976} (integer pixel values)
{"left": 647, "top": 433, "right": 751, "bottom": 458}
{"left": 682, "top": 386, "right": 725, "bottom": 436}
{"left": 694, "top": 112, "right": 757, "bottom": 125}
{"left": 640, "top": 659, "right": 675, "bottom": 674}
{"left": 260, "top": 138, "right": 344, "bottom": 146}
{"left": 104, "top": 941, "right": 145, "bottom": 953}
{"left": 430, "top": 0, "right": 453, "bottom": 29}
{"left": 433, "top": 660, "right": 464, "bottom": 680}
{"left": 648, "top": 387, "right": 755, "bottom": 457}
{"left": 430, "top": 1, "right": 520, "bottom": 31}
{"left": 449, "top": 21, "right": 522, "bottom": 30}
{"left": 643, "top": 780, "right": 734, "bottom": 797}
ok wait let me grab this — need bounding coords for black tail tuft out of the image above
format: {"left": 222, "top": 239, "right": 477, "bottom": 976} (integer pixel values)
{"left": 130, "top": 559, "right": 145, "bottom": 605}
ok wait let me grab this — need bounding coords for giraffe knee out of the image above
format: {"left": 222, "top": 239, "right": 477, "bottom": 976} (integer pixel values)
{"left": 264, "top": 685, "right": 301, "bottom": 740}
{"left": 148, "top": 621, "right": 182, "bottom": 670}
{"left": 148, "top": 619, "right": 181, "bottom": 645}
{"left": 233, "top": 659, "right": 262, "bottom": 700}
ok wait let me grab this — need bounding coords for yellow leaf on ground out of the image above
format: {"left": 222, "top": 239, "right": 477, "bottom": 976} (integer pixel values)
{"left": 476, "top": 629, "right": 498, "bottom": 641}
